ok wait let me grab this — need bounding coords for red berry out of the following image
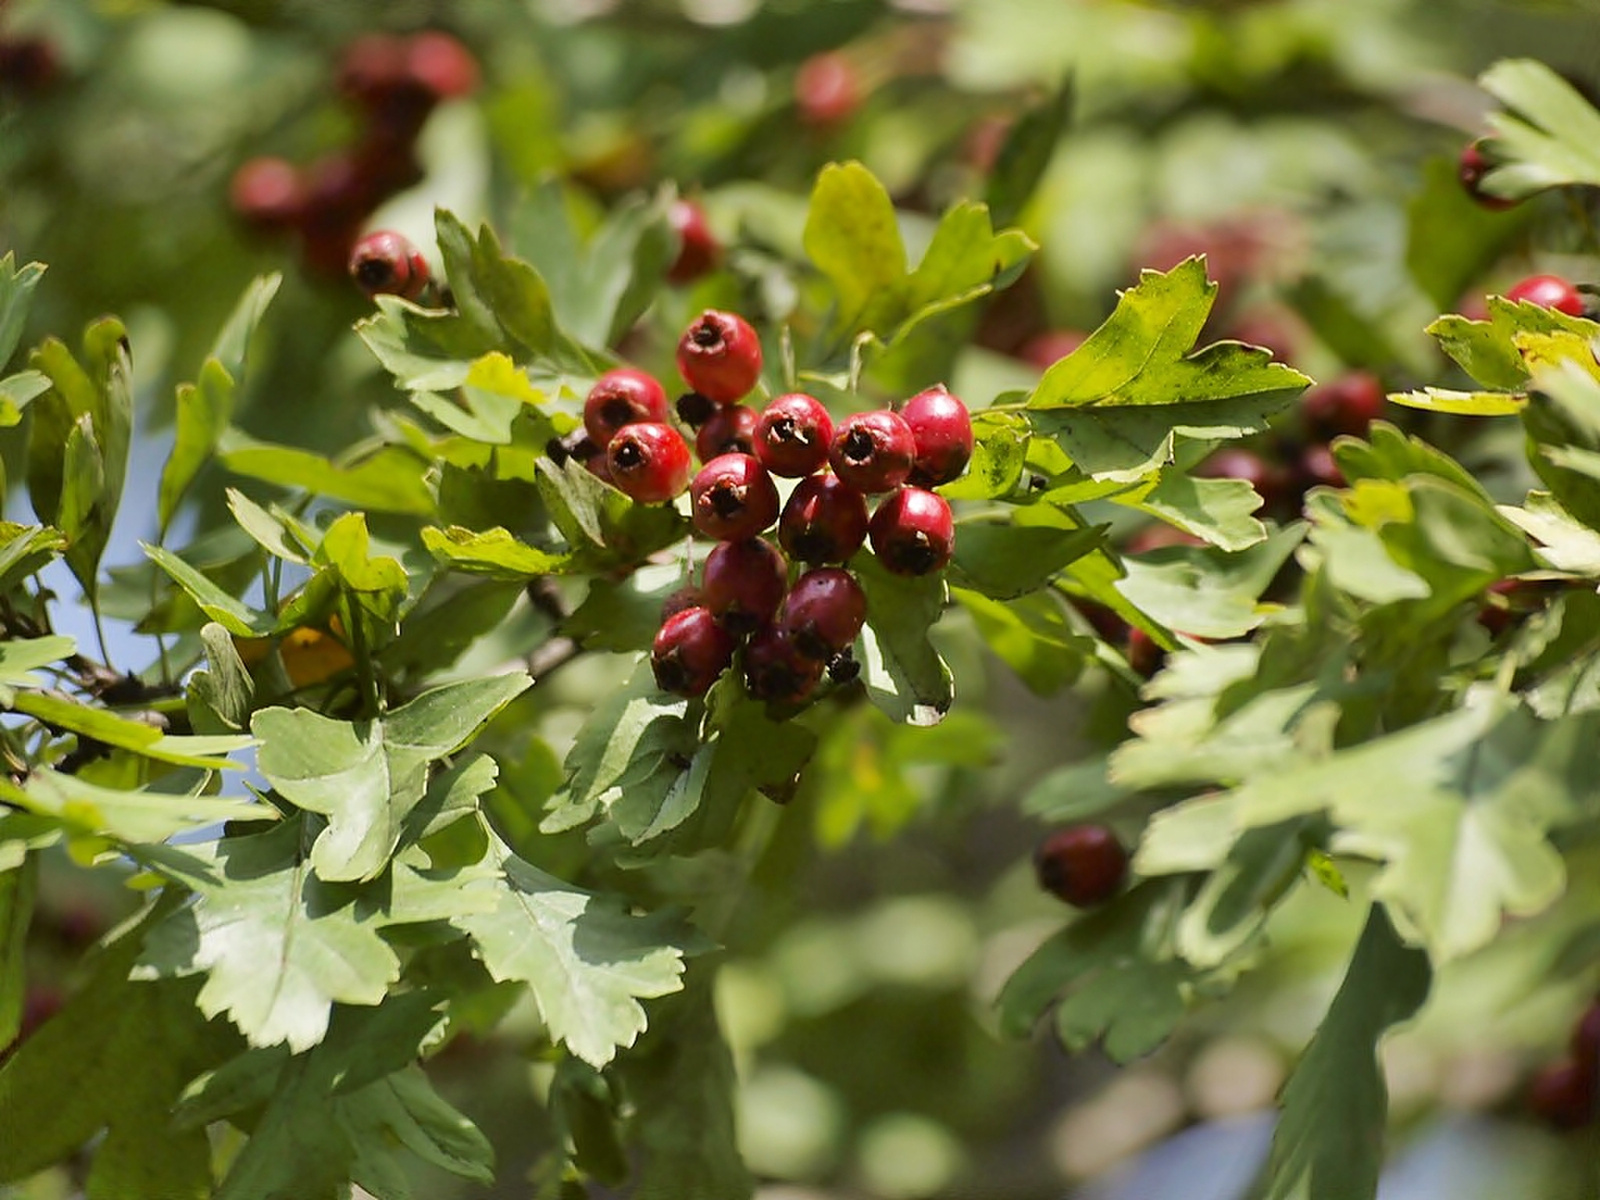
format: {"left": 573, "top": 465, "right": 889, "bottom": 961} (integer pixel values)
{"left": 1507, "top": 273, "right": 1586, "bottom": 317}
{"left": 1571, "top": 1000, "right": 1600, "bottom": 1077}
{"left": 755, "top": 393, "right": 833, "bottom": 478}
{"left": 696, "top": 404, "right": 759, "bottom": 463}
{"left": 1194, "top": 448, "right": 1293, "bottom": 510}
{"left": 1034, "top": 825, "right": 1128, "bottom": 908}
{"left": 900, "top": 385, "right": 973, "bottom": 486}
{"left": 777, "top": 567, "right": 867, "bottom": 660}
{"left": 660, "top": 585, "right": 705, "bottom": 624}
{"left": 1303, "top": 372, "right": 1385, "bottom": 439}
{"left": 338, "top": 33, "right": 412, "bottom": 109}
{"left": 795, "top": 51, "right": 860, "bottom": 128}
{"left": 1018, "top": 330, "right": 1087, "bottom": 370}
{"left": 652, "top": 607, "right": 735, "bottom": 697}
{"left": 1459, "top": 139, "right": 1516, "bottom": 211}
{"left": 348, "top": 230, "right": 430, "bottom": 300}
{"left": 0, "top": 36, "right": 60, "bottom": 95}
{"left": 605, "top": 423, "right": 692, "bottom": 504}
{"left": 667, "top": 198, "right": 720, "bottom": 285}
{"left": 743, "top": 626, "right": 824, "bottom": 703}
{"left": 1127, "top": 626, "right": 1165, "bottom": 678}
{"left": 1297, "top": 443, "right": 1344, "bottom": 490}
{"left": 868, "top": 487, "right": 954, "bottom": 576}
{"left": 829, "top": 410, "right": 916, "bottom": 495}
{"left": 230, "top": 157, "right": 306, "bottom": 231}
{"left": 405, "top": 30, "right": 479, "bottom": 100}
{"left": 584, "top": 368, "right": 670, "bottom": 448}
{"left": 1527, "top": 1059, "right": 1597, "bottom": 1130}
{"left": 677, "top": 310, "right": 763, "bottom": 404}
{"left": 779, "top": 473, "right": 870, "bottom": 564}
{"left": 583, "top": 452, "right": 613, "bottom": 485}
{"left": 701, "top": 538, "right": 787, "bottom": 636}
{"left": 690, "top": 454, "right": 780, "bottom": 542}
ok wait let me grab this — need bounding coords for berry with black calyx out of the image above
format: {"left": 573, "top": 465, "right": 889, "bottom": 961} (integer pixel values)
{"left": 1034, "top": 825, "right": 1128, "bottom": 908}
{"left": 1194, "top": 447, "right": 1294, "bottom": 511}
{"left": 605, "top": 422, "right": 692, "bottom": 504}
{"left": 696, "top": 404, "right": 759, "bottom": 462}
{"left": 777, "top": 567, "right": 867, "bottom": 660}
{"left": 677, "top": 390, "right": 716, "bottom": 428}
{"left": 900, "top": 385, "right": 973, "bottom": 486}
{"left": 584, "top": 368, "right": 670, "bottom": 448}
{"left": 1459, "top": 139, "right": 1516, "bottom": 211}
{"left": 827, "top": 649, "right": 860, "bottom": 684}
{"left": 1507, "top": 273, "right": 1587, "bottom": 317}
{"left": 677, "top": 310, "right": 764, "bottom": 404}
{"left": 795, "top": 50, "right": 861, "bottom": 128}
{"left": 348, "top": 230, "right": 430, "bottom": 300}
{"left": 1303, "top": 371, "right": 1385, "bottom": 439}
{"left": 230, "top": 157, "right": 306, "bottom": 231}
{"left": 1126, "top": 626, "right": 1164, "bottom": 678}
{"left": 1527, "top": 1059, "right": 1597, "bottom": 1130}
{"left": 830, "top": 409, "right": 916, "bottom": 494}
{"left": 743, "top": 626, "right": 824, "bottom": 704}
{"left": 755, "top": 393, "right": 833, "bottom": 478}
{"left": 779, "top": 472, "right": 870, "bottom": 564}
{"left": 690, "top": 453, "right": 781, "bottom": 541}
{"left": 868, "top": 486, "right": 954, "bottom": 576}
{"left": 660, "top": 585, "right": 705, "bottom": 624}
{"left": 652, "top": 607, "right": 735, "bottom": 697}
{"left": 701, "top": 538, "right": 787, "bottom": 636}
{"left": 667, "top": 198, "right": 720, "bottom": 284}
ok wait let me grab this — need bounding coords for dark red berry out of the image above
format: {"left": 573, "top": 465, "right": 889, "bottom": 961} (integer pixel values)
{"left": 696, "top": 404, "right": 759, "bottom": 463}
{"left": 1459, "top": 139, "right": 1516, "bottom": 211}
{"left": 829, "top": 410, "right": 916, "bottom": 495}
{"left": 868, "top": 487, "right": 954, "bottom": 576}
{"left": 755, "top": 393, "right": 833, "bottom": 478}
{"left": 1070, "top": 598, "right": 1129, "bottom": 644}
{"left": 676, "top": 391, "right": 716, "bottom": 428}
{"left": 584, "top": 452, "right": 614, "bottom": 485}
{"left": 1124, "top": 525, "right": 1204, "bottom": 554}
{"left": 605, "top": 423, "right": 692, "bottom": 504}
{"left": 1297, "top": 443, "right": 1344, "bottom": 491}
{"left": 348, "top": 230, "right": 430, "bottom": 300}
{"left": 779, "top": 472, "right": 870, "bottom": 564}
{"left": 1571, "top": 1000, "right": 1600, "bottom": 1078}
{"left": 1127, "top": 626, "right": 1165, "bottom": 678}
{"left": 1303, "top": 372, "right": 1385, "bottom": 439}
{"left": 777, "top": 567, "right": 867, "bottom": 660}
{"left": 1527, "top": 1059, "right": 1597, "bottom": 1130}
{"left": 795, "top": 51, "right": 860, "bottom": 128}
{"left": 406, "top": 30, "right": 479, "bottom": 100}
{"left": 677, "top": 310, "right": 763, "bottom": 404}
{"left": 0, "top": 36, "right": 60, "bottom": 95}
{"left": 1194, "top": 448, "right": 1293, "bottom": 510}
{"left": 584, "top": 368, "right": 670, "bottom": 448}
{"left": 652, "top": 607, "right": 735, "bottom": 697}
{"left": 1034, "top": 825, "right": 1128, "bottom": 908}
{"left": 900, "top": 385, "right": 973, "bottom": 486}
{"left": 1507, "top": 273, "right": 1586, "bottom": 317}
{"left": 701, "top": 538, "right": 787, "bottom": 636}
{"left": 660, "top": 585, "right": 705, "bottom": 624}
{"left": 230, "top": 157, "right": 306, "bottom": 231}
{"left": 667, "top": 198, "right": 720, "bottom": 285}
{"left": 690, "top": 453, "right": 780, "bottom": 541}
{"left": 338, "top": 33, "right": 412, "bottom": 109}
{"left": 743, "top": 626, "right": 824, "bottom": 704}
{"left": 1018, "top": 330, "right": 1087, "bottom": 370}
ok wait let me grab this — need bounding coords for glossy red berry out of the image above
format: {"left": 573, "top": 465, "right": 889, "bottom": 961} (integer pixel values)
{"left": 667, "top": 198, "right": 720, "bottom": 284}
{"left": 230, "top": 157, "right": 305, "bottom": 231}
{"left": 584, "top": 368, "right": 670, "bottom": 448}
{"left": 660, "top": 585, "right": 705, "bottom": 624}
{"left": 830, "top": 410, "right": 916, "bottom": 495}
{"left": 1127, "top": 626, "right": 1165, "bottom": 678}
{"left": 1459, "top": 139, "right": 1515, "bottom": 211}
{"left": 1302, "top": 372, "right": 1385, "bottom": 439}
{"left": 743, "top": 626, "right": 824, "bottom": 703}
{"left": 1194, "top": 448, "right": 1293, "bottom": 510}
{"left": 868, "top": 487, "right": 954, "bottom": 576}
{"left": 348, "top": 230, "right": 430, "bottom": 301}
{"left": 795, "top": 51, "right": 861, "bottom": 128}
{"left": 677, "top": 310, "right": 763, "bottom": 404}
{"left": 701, "top": 538, "right": 787, "bottom": 636}
{"left": 338, "top": 33, "right": 412, "bottom": 109}
{"left": 1507, "top": 273, "right": 1586, "bottom": 317}
{"left": 1571, "top": 999, "right": 1600, "bottom": 1076}
{"left": 1034, "top": 825, "right": 1128, "bottom": 908}
{"left": 605, "top": 423, "right": 692, "bottom": 504}
{"left": 755, "top": 393, "right": 833, "bottom": 478}
{"left": 777, "top": 568, "right": 867, "bottom": 660}
{"left": 690, "top": 453, "right": 781, "bottom": 541}
{"left": 696, "top": 404, "right": 759, "bottom": 463}
{"left": 900, "top": 385, "right": 973, "bottom": 486}
{"left": 1297, "top": 443, "right": 1344, "bottom": 491}
{"left": 652, "top": 607, "right": 735, "bottom": 697}
{"left": 0, "top": 36, "right": 60, "bottom": 96}
{"left": 779, "top": 473, "right": 870, "bottom": 564}
{"left": 1527, "top": 1059, "right": 1597, "bottom": 1130}
{"left": 406, "top": 30, "right": 480, "bottom": 100}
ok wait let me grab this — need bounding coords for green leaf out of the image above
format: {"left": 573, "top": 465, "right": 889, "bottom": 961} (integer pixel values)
{"left": 435, "top": 208, "right": 582, "bottom": 365}
{"left": 535, "top": 457, "right": 690, "bottom": 571}
{"left": 1481, "top": 58, "right": 1600, "bottom": 196}
{"left": 142, "top": 542, "right": 276, "bottom": 637}
{"left": 226, "top": 487, "right": 312, "bottom": 564}
{"left": 984, "top": 75, "right": 1073, "bottom": 228}
{"left": 1425, "top": 297, "right": 1599, "bottom": 391}
{"left": 422, "top": 524, "right": 571, "bottom": 578}
{"left": 856, "top": 553, "right": 954, "bottom": 726}
{"left": 953, "top": 587, "right": 1089, "bottom": 696}
{"left": 0, "top": 254, "right": 46, "bottom": 371}
{"left": 1524, "top": 362, "right": 1600, "bottom": 532}
{"left": 1263, "top": 904, "right": 1430, "bottom": 1200}
{"left": 220, "top": 435, "right": 435, "bottom": 517}
{"left": 0, "top": 369, "right": 49, "bottom": 425}
{"left": 1128, "top": 470, "right": 1267, "bottom": 552}
{"left": 0, "top": 856, "right": 35, "bottom": 1048}
{"left": 1404, "top": 156, "right": 1528, "bottom": 310}
{"left": 1019, "top": 757, "right": 1131, "bottom": 823}
{"left": 382, "top": 579, "right": 524, "bottom": 679}
{"left": 0, "top": 522, "right": 66, "bottom": 593}
{"left": 1115, "top": 523, "right": 1305, "bottom": 639}
{"left": 159, "top": 358, "right": 235, "bottom": 537}
{"left": 187, "top": 622, "right": 255, "bottom": 734}
{"left": 1386, "top": 386, "right": 1527, "bottom": 417}
{"left": 1499, "top": 491, "right": 1600, "bottom": 572}
{"left": 0, "top": 634, "right": 74, "bottom": 706}
{"left": 893, "top": 201, "right": 1035, "bottom": 346}
{"left": 0, "top": 768, "right": 266, "bottom": 846}
{"left": 804, "top": 161, "right": 908, "bottom": 336}
{"left": 208, "top": 272, "right": 281, "bottom": 380}
{"left": 563, "top": 569, "right": 685, "bottom": 654}
{"left": 937, "top": 409, "right": 1030, "bottom": 500}
{"left": 951, "top": 506, "right": 1104, "bottom": 599}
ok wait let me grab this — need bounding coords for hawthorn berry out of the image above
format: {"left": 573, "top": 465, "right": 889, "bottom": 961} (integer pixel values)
{"left": 778, "top": 568, "right": 867, "bottom": 660}
{"left": 652, "top": 607, "right": 735, "bottom": 697}
{"left": 868, "top": 486, "right": 954, "bottom": 576}
{"left": 795, "top": 51, "right": 861, "bottom": 128}
{"left": 743, "top": 626, "right": 824, "bottom": 703}
{"left": 1526, "top": 1059, "right": 1597, "bottom": 1130}
{"left": 405, "top": 30, "right": 480, "bottom": 100}
{"left": 337, "top": 33, "right": 412, "bottom": 110}
{"left": 1303, "top": 372, "right": 1385, "bottom": 439}
{"left": 667, "top": 198, "right": 720, "bottom": 284}
{"left": 755, "top": 393, "right": 833, "bottom": 478}
{"left": 1018, "top": 330, "right": 1087, "bottom": 370}
{"left": 830, "top": 410, "right": 916, "bottom": 494}
{"left": 690, "top": 453, "right": 781, "bottom": 541}
{"left": 230, "top": 157, "right": 306, "bottom": 231}
{"left": 779, "top": 472, "right": 870, "bottom": 564}
{"left": 696, "top": 404, "right": 759, "bottom": 462}
{"left": 605, "top": 422, "right": 692, "bottom": 504}
{"left": 348, "top": 230, "right": 430, "bottom": 300}
{"left": 1507, "top": 273, "right": 1586, "bottom": 317}
{"left": 1127, "top": 626, "right": 1165, "bottom": 678}
{"left": 1458, "top": 139, "right": 1515, "bottom": 211}
{"left": 900, "top": 385, "right": 973, "bottom": 486}
{"left": 1297, "top": 443, "right": 1344, "bottom": 491}
{"left": 677, "top": 310, "right": 763, "bottom": 404}
{"left": 1195, "top": 448, "right": 1293, "bottom": 511}
{"left": 701, "top": 538, "right": 787, "bottom": 636}
{"left": 1572, "top": 999, "right": 1600, "bottom": 1075}
{"left": 1034, "top": 825, "right": 1128, "bottom": 908}
{"left": 660, "top": 585, "right": 705, "bottom": 624}
{"left": 0, "top": 36, "right": 60, "bottom": 96}
{"left": 584, "top": 368, "right": 670, "bottom": 448}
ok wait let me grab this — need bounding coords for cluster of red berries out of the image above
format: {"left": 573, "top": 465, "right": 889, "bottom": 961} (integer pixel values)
{"left": 554, "top": 309, "right": 973, "bottom": 705}
{"left": 1034, "top": 824, "right": 1129, "bottom": 908}
{"left": 229, "top": 29, "right": 478, "bottom": 276}
{"left": 1527, "top": 998, "right": 1600, "bottom": 1130}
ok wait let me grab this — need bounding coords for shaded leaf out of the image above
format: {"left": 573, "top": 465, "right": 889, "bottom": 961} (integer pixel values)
{"left": 856, "top": 553, "right": 953, "bottom": 725}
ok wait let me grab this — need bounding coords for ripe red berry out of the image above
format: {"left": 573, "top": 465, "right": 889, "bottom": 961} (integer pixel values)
{"left": 1571, "top": 999, "right": 1600, "bottom": 1077}
{"left": 830, "top": 410, "right": 916, "bottom": 495}
{"left": 667, "top": 198, "right": 720, "bottom": 285}
{"left": 1127, "top": 626, "right": 1165, "bottom": 678}
{"left": 900, "top": 385, "right": 973, "bottom": 486}
{"left": 1018, "top": 330, "right": 1087, "bottom": 370}
{"left": 868, "top": 487, "right": 954, "bottom": 576}
{"left": 660, "top": 585, "right": 705, "bottom": 624}
{"left": 743, "top": 626, "right": 824, "bottom": 703}
{"left": 0, "top": 36, "right": 60, "bottom": 96}
{"left": 348, "top": 230, "right": 430, "bottom": 300}
{"left": 338, "top": 33, "right": 412, "bottom": 109}
{"left": 1459, "top": 139, "right": 1515, "bottom": 211}
{"left": 1527, "top": 1059, "right": 1597, "bottom": 1130}
{"left": 690, "top": 453, "right": 781, "bottom": 541}
{"left": 677, "top": 310, "right": 763, "bottom": 404}
{"left": 1194, "top": 448, "right": 1293, "bottom": 510}
{"left": 1302, "top": 372, "right": 1385, "bottom": 439}
{"left": 1507, "top": 273, "right": 1586, "bottom": 317}
{"left": 652, "top": 607, "right": 735, "bottom": 697}
{"left": 777, "top": 568, "right": 867, "bottom": 660}
{"left": 779, "top": 473, "right": 870, "bottom": 564}
{"left": 405, "top": 30, "right": 479, "bottom": 100}
{"left": 1034, "top": 825, "right": 1128, "bottom": 908}
{"left": 230, "top": 157, "right": 306, "bottom": 231}
{"left": 605, "top": 423, "right": 692, "bottom": 504}
{"left": 755, "top": 393, "right": 833, "bottom": 478}
{"left": 795, "top": 51, "right": 861, "bottom": 128}
{"left": 1297, "top": 443, "right": 1344, "bottom": 491}
{"left": 701, "top": 538, "right": 787, "bottom": 636}
{"left": 696, "top": 404, "right": 759, "bottom": 463}
{"left": 584, "top": 368, "right": 670, "bottom": 448}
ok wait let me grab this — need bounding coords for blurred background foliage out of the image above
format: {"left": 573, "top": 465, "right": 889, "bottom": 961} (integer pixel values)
{"left": 4, "top": 0, "right": 1600, "bottom": 1197}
